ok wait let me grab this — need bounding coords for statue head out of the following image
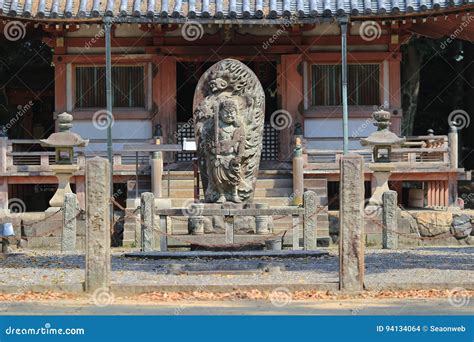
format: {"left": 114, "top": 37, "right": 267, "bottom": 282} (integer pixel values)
{"left": 219, "top": 99, "right": 239, "bottom": 125}
{"left": 209, "top": 77, "right": 229, "bottom": 93}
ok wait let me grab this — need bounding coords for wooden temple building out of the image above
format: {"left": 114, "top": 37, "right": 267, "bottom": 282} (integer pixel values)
{"left": 0, "top": 0, "right": 471, "bottom": 246}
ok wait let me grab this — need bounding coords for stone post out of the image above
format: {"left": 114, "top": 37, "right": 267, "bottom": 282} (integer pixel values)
{"left": 382, "top": 190, "right": 398, "bottom": 249}
{"left": 339, "top": 155, "right": 365, "bottom": 292}
{"left": 0, "top": 136, "right": 8, "bottom": 214}
{"left": 61, "top": 193, "right": 77, "bottom": 252}
{"left": 292, "top": 139, "right": 304, "bottom": 206}
{"left": 448, "top": 125, "right": 458, "bottom": 169}
{"left": 85, "top": 157, "right": 111, "bottom": 293}
{"left": 0, "top": 178, "right": 8, "bottom": 214}
{"left": 140, "top": 192, "right": 155, "bottom": 252}
{"left": 303, "top": 191, "right": 318, "bottom": 250}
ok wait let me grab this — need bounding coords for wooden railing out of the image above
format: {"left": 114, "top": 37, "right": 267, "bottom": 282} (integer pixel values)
{"left": 303, "top": 135, "right": 451, "bottom": 171}
{"left": 1, "top": 138, "right": 152, "bottom": 173}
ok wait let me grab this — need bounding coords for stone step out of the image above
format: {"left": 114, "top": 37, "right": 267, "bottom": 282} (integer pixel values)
{"left": 165, "top": 234, "right": 331, "bottom": 248}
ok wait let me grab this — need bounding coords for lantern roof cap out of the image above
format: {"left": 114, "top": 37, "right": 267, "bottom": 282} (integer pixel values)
{"left": 40, "top": 112, "right": 89, "bottom": 148}
{"left": 360, "top": 109, "right": 406, "bottom": 147}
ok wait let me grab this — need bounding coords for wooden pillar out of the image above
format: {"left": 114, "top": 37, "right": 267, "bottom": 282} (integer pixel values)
{"left": 388, "top": 59, "right": 401, "bottom": 135}
{"left": 54, "top": 62, "right": 67, "bottom": 114}
{"left": 278, "top": 54, "right": 303, "bottom": 161}
{"left": 152, "top": 56, "right": 177, "bottom": 148}
{"left": 75, "top": 176, "right": 86, "bottom": 209}
{"left": 427, "top": 181, "right": 432, "bottom": 207}
{"left": 435, "top": 181, "right": 440, "bottom": 207}
{"left": 443, "top": 180, "right": 449, "bottom": 207}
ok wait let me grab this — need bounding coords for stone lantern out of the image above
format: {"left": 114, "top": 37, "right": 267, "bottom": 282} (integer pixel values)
{"left": 360, "top": 109, "right": 405, "bottom": 207}
{"left": 40, "top": 113, "right": 89, "bottom": 212}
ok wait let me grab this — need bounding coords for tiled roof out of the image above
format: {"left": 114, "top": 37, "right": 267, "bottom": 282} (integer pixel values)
{"left": 0, "top": 0, "right": 472, "bottom": 21}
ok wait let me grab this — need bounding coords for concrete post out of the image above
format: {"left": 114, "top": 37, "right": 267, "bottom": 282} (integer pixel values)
{"left": 151, "top": 152, "right": 163, "bottom": 198}
{"left": 62, "top": 193, "right": 78, "bottom": 252}
{"left": 292, "top": 139, "right": 304, "bottom": 206}
{"left": 339, "top": 155, "right": 365, "bottom": 292}
{"left": 448, "top": 125, "right": 458, "bottom": 169}
{"left": 303, "top": 190, "right": 318, "bottom": 250}
{"left": 382, "top": 190, "right": 398, "bottom": 249}
{"left": 85, "top": 157, "right": 111, "bottom": 293}
{"left": 140, "top": 192, "right": 154, "bottom": 252}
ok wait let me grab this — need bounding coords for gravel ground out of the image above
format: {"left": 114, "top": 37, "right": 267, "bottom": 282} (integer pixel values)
{"left": 0, "top": 247, "right": 472, "bottom": 288}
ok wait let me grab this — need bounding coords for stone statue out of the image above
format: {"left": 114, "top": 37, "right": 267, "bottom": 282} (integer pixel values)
{"left": 193, "top": 59, "right": 265, "bottom": 203}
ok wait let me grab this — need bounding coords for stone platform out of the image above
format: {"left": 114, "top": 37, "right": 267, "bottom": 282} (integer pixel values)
{"left": 124, "top": 249, "right": 328, "bottom": 259}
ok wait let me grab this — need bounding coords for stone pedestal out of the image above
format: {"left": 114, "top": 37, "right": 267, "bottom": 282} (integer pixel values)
{"left": 188, "top": 216, "right": 205, "bottom": 235}
{"left": 255, "top": 203, "right": 269, "bottom": 234}
{"left": 339, "top": 155, "right": 365, "bottom": 292}
{"left": 368, "top": 163, "right": 394, "bottom": 207}
{"left": 47, "top": 165, "right": 79, "bottom": 212}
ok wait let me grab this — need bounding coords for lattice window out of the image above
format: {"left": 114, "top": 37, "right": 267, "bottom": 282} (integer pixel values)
{"left": 262, "top": 122, "right": 279, "bottom": 161}
{"left": 175, "top": 122, "right": 279, "bottom": 162}
{"left": 311, "top": 64, "right": 380, "bottom": 106}
{"left": 176, "top": 122, "right": 195, "bottom": 162}
{"left": 75, "top": 66, "right": 145, "bottom": 108}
